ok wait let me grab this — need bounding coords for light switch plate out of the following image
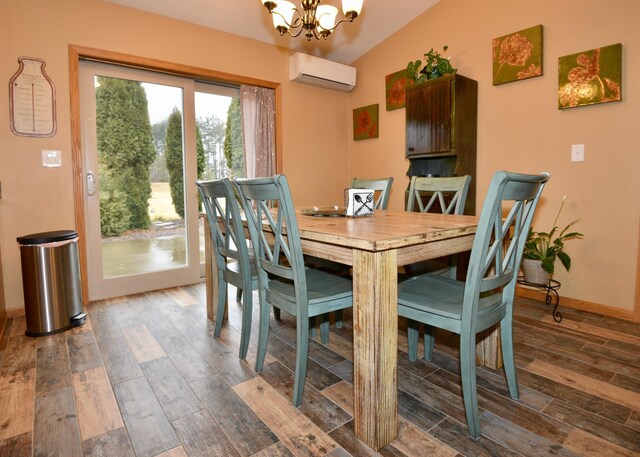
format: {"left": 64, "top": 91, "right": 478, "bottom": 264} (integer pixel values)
{"left": 42, "top": 150, "right": 62, "bottom": 167}
{"left": 571, "top": 144, "right": 584, "bottom": 162}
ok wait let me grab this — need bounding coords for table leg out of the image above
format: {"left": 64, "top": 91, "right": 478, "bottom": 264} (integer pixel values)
{"left": 352, "top": 249, "right": 398, "bottom": 450}
{"left": 476, "top": 325, "right": 502, "bottom": 370}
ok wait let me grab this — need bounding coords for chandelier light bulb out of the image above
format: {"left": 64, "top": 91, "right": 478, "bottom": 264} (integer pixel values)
{"left": 272, "top": 1, "right": 296, "bottom": 33}
{"left": 316, "top": 5, "right": 338, "bottom": 35}
{"left": 342, "top": 0, "right": 363, "bottom": 18}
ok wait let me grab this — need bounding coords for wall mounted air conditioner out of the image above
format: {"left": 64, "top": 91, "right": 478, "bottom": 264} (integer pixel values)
{"left": 289, "top": 52, "right": 356, "bottom": 92}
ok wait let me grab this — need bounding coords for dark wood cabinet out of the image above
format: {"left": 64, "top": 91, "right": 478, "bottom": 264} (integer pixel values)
{"left": 405, "top": 74, "right": 478, "bottom": 214}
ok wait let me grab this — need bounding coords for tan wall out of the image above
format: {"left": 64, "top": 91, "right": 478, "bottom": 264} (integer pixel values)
{"left": 0, "top": 241, "right": 6, "bottom": 335}
{"left": 1, "top": 0, "right": 349, "bottom": 311}
{"left": 3, "top": 0, "right": 638, "bottom": 314}
{"left": 349, "top": 0, "right": 640, "bottom": 311}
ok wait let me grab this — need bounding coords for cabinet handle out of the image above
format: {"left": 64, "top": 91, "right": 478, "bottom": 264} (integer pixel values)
{"left": 408, "top": 147, "right": 415, "bottom": 152}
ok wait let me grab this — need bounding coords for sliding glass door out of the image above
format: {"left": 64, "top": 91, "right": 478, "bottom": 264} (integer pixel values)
{"left": 80, "top": 61, "right": 241, "bottom": 299}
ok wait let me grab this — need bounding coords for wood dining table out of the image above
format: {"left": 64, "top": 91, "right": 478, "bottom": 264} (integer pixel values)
{"left": 204, "top": 209, "right": 501, "bottom": 450}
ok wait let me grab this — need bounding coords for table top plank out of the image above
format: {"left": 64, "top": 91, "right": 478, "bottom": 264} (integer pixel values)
{"left": 297, "top": 210, "right": 478, "bottom": 252}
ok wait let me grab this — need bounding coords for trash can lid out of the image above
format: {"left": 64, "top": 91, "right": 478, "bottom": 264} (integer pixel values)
{"left": 17, "top": 230, "right": 78, "bottom": 245}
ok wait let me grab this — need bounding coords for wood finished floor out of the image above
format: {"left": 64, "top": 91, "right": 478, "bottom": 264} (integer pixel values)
{"left": 1, "top": 281, "right": 639, "bottom": 456}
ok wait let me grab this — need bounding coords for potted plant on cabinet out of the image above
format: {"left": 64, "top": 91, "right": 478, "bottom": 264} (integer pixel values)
{"left": 522, "top": 195, "right": 584, "bottom": 284}
{"left": 407, "top": 46, "right": 457, "bottom": 83}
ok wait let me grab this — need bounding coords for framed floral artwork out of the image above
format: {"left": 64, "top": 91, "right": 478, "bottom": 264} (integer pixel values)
{"left": 353, "top": 104, "right": 379, "bottom": 140}
{"left": 385, "top": 69, "right": 413, "bottom": 111}
{"left": 558, "top": 43, "right": 622, "bottom": 109}
{"left": 493, "top": 25, "right": 543, "bottom": 85}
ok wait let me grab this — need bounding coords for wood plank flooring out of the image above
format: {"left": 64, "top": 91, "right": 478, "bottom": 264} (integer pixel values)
{"left": 0, "top": 282, "right": 639, "bottom": 456}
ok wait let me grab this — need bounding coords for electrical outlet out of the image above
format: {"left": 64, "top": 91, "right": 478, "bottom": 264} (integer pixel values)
{"left": 571, "top": 144, "right": 584, "bottom": 162}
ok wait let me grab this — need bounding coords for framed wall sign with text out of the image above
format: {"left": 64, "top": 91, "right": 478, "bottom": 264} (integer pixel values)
{"left": 9, "top": 56, "right": 57, "bottom": 137}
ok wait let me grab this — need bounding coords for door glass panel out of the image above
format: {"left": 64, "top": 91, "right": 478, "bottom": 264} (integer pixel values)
{"left": 194, "top": 86, "right": 242, "bottom": 264}
{"left": 96, "top": 77, "right": 188, "bottom": 278}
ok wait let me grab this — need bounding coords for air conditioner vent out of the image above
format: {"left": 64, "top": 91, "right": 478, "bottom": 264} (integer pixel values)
{"left": 289, "top": 52, "right": 356, "bottom": 92}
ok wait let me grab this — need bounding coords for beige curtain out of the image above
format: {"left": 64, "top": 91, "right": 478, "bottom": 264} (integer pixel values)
{"left": 240, "top": 85, "right": 275, "bottom": 178}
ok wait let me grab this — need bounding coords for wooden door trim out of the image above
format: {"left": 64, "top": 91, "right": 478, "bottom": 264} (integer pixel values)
{"left": 68, "top": 44, "right": 282, "bottom": 303}
{"left": 635, "top": 222, "right": 640, "bottom": 322}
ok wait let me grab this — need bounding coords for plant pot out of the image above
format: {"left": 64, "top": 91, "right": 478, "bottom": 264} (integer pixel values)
{"left": 521, "top": 259, "right": 551, "bottom": 285}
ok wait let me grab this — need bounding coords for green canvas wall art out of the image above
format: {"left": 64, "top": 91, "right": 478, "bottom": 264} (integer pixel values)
{"left": 558, "top": 43, "right": 622, "bottom": 109}
{"left": 493, "top": 25, "right": 543, "bottom": 85}
{"left": 353, "top": 104, "right": 379, "bottom": 140}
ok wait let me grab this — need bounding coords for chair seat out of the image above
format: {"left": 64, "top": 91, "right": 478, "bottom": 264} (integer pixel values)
{"left": 226, "top": 258, "right": 258, "bottom": 277}
{"left": 267, "top": 268, "right": 353, "bottom": 315}
{"left": 398, "top": 274, "right": 504, "bottom": 332}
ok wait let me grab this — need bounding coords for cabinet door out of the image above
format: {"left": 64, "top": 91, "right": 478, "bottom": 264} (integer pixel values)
{"left": 405, "top": 78, "right": 452, "bottom": 156}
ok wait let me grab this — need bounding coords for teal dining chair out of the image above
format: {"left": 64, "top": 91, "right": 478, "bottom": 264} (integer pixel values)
{"left": 404, "top": 175, "right": 472, "bottom": 279}
{"left": 398, "top": 170, "right": 550, "bottom": 438}
{"left": 196, "top": 178, "right": 257, "bottom": 360}
{"left": 235, "top": 174, "right": 353, "bottom": 407}
{"left": 351, "top": 177, "right": 394, "bottom": 209}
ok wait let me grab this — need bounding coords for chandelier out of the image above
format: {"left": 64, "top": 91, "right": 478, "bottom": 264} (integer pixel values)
{"left": 260, "top": 0, "right": 364, "bottom": 41}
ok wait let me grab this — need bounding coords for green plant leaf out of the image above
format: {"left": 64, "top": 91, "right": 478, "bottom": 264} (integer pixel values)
{"left": 558, "top": 219, "right": 582, "bottom": 238}
{"left": 560, "top": 231, "right": 584, "bottom": 241}
{"left": 557, "top": 251, "right": 571, "bottom": 271}
{"left": 541, "top": 256, "right": 555, "bottom": 274}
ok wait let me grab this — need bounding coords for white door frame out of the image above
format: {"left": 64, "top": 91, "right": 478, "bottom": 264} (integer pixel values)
{"left": 79, "top": 61, "right": 201, "bottom": 300}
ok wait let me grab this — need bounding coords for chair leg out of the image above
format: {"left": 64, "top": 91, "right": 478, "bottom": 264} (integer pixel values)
{"left": 446, "top": 254, "right": 458, "bottom": 279}
{"left": 335, "top": 309, "right": 343, "bottom": 328}
{"left": 423, "top": 325, "right": 435, "bottom": 361}
{"left": 309, "top": 316, "right": 316, "bottom": 338}
{"left": 407, "top": 320, "right": 419, "bottom": 362}
{"left": 236, "top": 288, "right": 243, "bottom": 302}
{"left": 255, "top": 292, "right": 271, "bottom": 373}
{"left": 319, "top": 314, "right": 330, "bottom": 344}
{"left": 213, "top": 274, "right": 227, "bottom": 338}
{"left": 238, "top": 283, "right": 252, "bottom": 360}
{"left": 500, "top": 319, "right": 519, "bottom": 400}
{"left": 292, "top": 317, "right": 310, "bottom": 407}
{"left": 273, "top": 306, "right": 281, "bottom": 320}
{"left": 460, "top": 332, "right": 480, "bottom": 439}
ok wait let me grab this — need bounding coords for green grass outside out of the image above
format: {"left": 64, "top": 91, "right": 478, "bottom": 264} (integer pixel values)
{"left": 149, "top": 182, "right": 180, "bottom": 221}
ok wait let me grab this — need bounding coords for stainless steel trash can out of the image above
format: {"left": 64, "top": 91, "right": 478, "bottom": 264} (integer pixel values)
{"left": 17, "top": 230, "right": 86, "bottom": 336}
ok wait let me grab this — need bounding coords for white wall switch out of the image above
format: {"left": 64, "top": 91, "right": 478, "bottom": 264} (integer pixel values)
{"left": 571, "top": 144, "right": 584, "bottom": 162}
{"left": 42, "top": 149, "right": 62, "bottom": 167}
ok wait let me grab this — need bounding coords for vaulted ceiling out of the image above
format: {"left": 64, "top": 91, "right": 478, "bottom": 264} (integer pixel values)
{"left": 104, "top": 0, "right": 439, "bottom": 64}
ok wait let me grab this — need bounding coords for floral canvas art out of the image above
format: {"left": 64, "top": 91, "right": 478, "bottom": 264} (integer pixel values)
{"left": 353, "top": 104, "right": 379, "bottom": 140}
{"left": 385, "top": 69, "right": 413, "bottom": 111}
{"left": 493, "top": 25, "right": 543, "bottom": 85}
{"left": 558, "top": 43, "right": 622, "bottom": 109}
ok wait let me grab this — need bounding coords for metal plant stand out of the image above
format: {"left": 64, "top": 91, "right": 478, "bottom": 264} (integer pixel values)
{"left": 517, "top": 276, "right": 562, "bottom": 322}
